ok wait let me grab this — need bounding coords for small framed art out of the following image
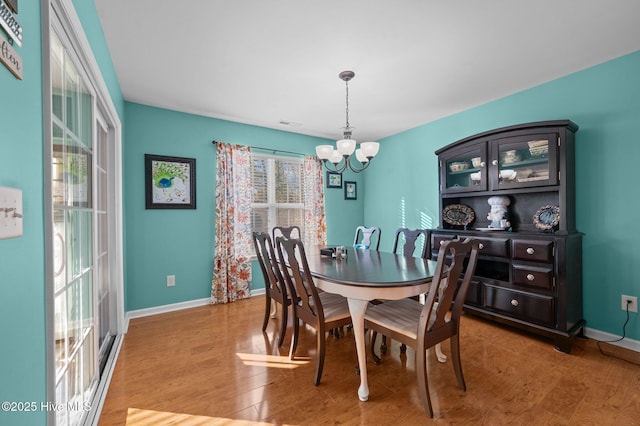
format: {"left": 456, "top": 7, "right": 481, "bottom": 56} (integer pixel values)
{"left": 344, "top": 181, "right": 357, "bottom": 200}
{"left": 326, "top": 171, "right": 342, "bottom": 188}
{"left": 145, "top": 154, "right": 196, "bottom": 209}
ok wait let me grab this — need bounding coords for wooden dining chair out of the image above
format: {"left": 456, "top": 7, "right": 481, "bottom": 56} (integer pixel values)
{"left": 272, "top": 225, "right": 301, "bottom": 242}
{"left": 353, "top": 225, "right": 381, "bottom": 250}
{"left": 252, "top": 232, "right": 291, "bottom": 347}
{"left": 376, "top": 228, "right": 432, "bottom": 354}
{"left": 275, "top": 236, "right": 352, "bottom": 386}
{"left": 392, "top": 227, "right": 431, "bottom": 259}
{"left": 364, "top": 238, "right": 480, "bottom": 417}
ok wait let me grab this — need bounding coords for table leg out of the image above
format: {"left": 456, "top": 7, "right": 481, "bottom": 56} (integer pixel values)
{"left": 347, "top": 298, "right": 369, "bottom": 401}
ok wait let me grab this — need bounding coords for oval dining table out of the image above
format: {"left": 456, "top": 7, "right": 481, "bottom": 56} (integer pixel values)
{"left": 303, "top": 247, "right": 437, "bottom": 402}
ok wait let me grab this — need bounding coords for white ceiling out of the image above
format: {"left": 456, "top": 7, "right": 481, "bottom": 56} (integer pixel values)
{"left": 94, "top": 0, "right": 640, "bottom": 142}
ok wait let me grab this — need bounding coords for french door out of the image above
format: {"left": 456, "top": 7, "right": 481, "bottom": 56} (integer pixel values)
{"left": 46, "top": 4, "right": 123, "bottom": 424}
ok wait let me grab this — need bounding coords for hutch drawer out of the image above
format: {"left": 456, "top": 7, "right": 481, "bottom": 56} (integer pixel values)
{"left": 512, "top": 264, "right": 553, "bottom": 290}
{"left": 512, "top": 239, "right": 554, "bottom": 262}
{"left": 476, "top": 237, "right": 509, "bottom": 257}
{"left": 484, "top": 284, "right": 554, "bottom": 327}
{"left": 432, "top": 234, "right": 509, "bottom": 258}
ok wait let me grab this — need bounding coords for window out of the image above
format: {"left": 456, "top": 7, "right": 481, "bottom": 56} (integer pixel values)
{"left": 250, "top": 154, "right": 305, "bottom": 239}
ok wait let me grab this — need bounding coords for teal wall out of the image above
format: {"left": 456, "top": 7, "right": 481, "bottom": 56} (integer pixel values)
{"left": 0, "top": 4, "right": 46, "bottom": 425}
{"left": 365, "top": 51, "right": 640, "bottom": 341}
{"left": 0, "top": 2, "right": 123, "bottom": 424}
{"left": 123, "top": 102, "right": 363, "bottom": 311}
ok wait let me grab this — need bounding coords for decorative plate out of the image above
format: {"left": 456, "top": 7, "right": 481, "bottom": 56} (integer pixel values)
{"left": 442, "top": 204, "right": 475, "bottom": 226}
{"left": 533, "top": 205, "right": 560, "bottom": 231}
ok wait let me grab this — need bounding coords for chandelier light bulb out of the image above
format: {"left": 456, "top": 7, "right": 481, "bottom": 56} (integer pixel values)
{"left": 329, "top": 150, "right": 343, "bottom": 164}
{"left": 337, "top": 139, "right": 356, "bottom": 156}
{"left": 360, "top": 142, "right": 380, "bottom": 158}
{"left": 355, "top": 149, "right": 368, "bottom": 163}
{"left": 316, "top": 145, "right": 334, "bottom": 160}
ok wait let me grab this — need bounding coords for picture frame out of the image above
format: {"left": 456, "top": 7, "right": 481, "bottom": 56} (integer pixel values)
{"left": 145, "top": 154, "right": 196, "bottom": 209}
{"left": 326, "top": 171, "right": 342, "bottom": 188}
{"left": 344, "top": 181, "right": 357, "bottom": 200}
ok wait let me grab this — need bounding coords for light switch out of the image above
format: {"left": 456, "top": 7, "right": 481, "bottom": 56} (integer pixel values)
{"left": 0, "top": 187, "right": 23, "bottom": 239}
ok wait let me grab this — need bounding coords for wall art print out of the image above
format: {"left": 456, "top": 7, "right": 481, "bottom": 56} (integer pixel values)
{"left": 145, "top": 154, "right": 196, "bottom": 209}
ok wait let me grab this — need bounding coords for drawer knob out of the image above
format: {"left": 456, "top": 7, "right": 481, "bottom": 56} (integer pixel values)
{"left": 480, "top": 161, "right": 486, "bottom": 168}
{"left": 511, "top": 299, "right": 519, "bottom": 307}
{"left": 527, "top": 273, "right": 535, "bottom": 281}
{"left": 478, "top": 243, "right": 484, "bottom": 250}
{"left": 526, "top": 247, "right": 535, "bottom": 255}
{"left": 492, "top": 160, "right": 499, "bottom": 166}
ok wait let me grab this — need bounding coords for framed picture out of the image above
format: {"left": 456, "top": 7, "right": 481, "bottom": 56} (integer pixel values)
{"left": 344, "top": 181, "right": 357, "bottom": 200}
{"left": 145, "top": 154, "right": 196, "bottom": 209}
{"left": 326, "top": 171, "right": 342, "bottom": 188}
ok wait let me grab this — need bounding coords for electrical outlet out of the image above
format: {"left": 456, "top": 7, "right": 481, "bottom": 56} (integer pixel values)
{"left": 167, "top": 275, "right": 176, "bottom": 287}
{"left": 621, "top": 295, "right": 638, "bottom": 313}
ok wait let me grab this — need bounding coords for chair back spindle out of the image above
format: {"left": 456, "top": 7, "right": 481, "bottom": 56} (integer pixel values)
{"left": 272, "top": 225, "right": 301, "bottom": 242}
{"left": 353, "top": 225, "right": 381, "bottom": 250}
{"left": 392, "top": 228, "right": 431, "bottom": 258}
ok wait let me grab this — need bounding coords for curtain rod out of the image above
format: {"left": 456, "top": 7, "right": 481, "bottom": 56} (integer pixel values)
{"left": 211, "top": 140, "right": 306, "bottom": 157}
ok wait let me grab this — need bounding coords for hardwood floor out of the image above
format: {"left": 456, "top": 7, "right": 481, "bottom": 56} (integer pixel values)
{"left": 99, "top": 296, "right": 639, "bottom": 425}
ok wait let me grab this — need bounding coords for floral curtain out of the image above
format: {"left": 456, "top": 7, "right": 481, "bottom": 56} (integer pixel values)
{"left": 303, "top": 155, "right": 327, "bottom": 247}
{"left": 212, "top": 142, "right": 252, "bottom": 304}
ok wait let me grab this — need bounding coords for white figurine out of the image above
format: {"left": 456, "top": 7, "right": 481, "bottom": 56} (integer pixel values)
{"left": 487, "top": 196, "right": 511, "bottom": 228}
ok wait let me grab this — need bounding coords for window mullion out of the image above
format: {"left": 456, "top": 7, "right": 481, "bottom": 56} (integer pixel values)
{"left": 267, "top": 158, "right": 277, "bottom": 230}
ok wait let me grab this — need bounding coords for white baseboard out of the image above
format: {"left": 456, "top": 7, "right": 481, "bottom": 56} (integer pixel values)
{"left": 583, "top": 327, "right": 640, "bottom": 353}
{"left": 251, "top": 288, "right": 266, "bottom": 297}
{"left": 125, "top": 297, "right": 211, "bottom": 331}
{"left": 124, "top": 290, "right": 266, "bottom": 330}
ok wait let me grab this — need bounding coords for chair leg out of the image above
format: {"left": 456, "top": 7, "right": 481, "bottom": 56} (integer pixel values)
{"left": 435, "top": 343, "right": 447, "bottom": 363}
{"left": 380, "top": 335, "right": 388, "bottom": 354}
{"left": 450, "top": 334, "right": 466, "bottom": 391}
{"left": 314, "top": 328, "right": 326, "bottom": 386}
{"left": 277, "top": 303, "right": 287, "bottom": 347}
{"left": 369, "top": 330, "right": 381, "bottom": 364}
{"left": 416, "top": 346, "right": 434, "bottom": 418}
{"left": 289, "top": 317, "right": 300, "bottom": 360}
{"left": 262, "top": 296, "right": 271, "bottom": 331}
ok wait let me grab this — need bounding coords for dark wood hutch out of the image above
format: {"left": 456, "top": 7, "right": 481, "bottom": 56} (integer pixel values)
{"left": 431, "top": 120, "right": 584, "bottom": 353}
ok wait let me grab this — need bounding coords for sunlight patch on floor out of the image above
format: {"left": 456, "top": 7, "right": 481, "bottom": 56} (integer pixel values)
{"left": 236, "top": 352, "right": 310, "bottom": 369}
{"left": 126, "top": 407, "right": 295, "bottom": 425}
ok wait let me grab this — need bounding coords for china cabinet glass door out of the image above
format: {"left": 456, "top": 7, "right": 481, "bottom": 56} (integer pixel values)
{"left": 441, "top": 143, "right": 487, "bottom": 193}
{"left": 491, "top": 134, "right": 558, "bottom": 189}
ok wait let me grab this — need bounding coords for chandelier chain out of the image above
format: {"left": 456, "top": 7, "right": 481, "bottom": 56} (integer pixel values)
{"left": 344, "top": 79, "right": 350, "bottom": 131}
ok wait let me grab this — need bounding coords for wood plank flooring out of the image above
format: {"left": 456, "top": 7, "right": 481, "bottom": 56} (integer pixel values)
{"left": 99, "top": 296, "right": 639, "bottom": 425}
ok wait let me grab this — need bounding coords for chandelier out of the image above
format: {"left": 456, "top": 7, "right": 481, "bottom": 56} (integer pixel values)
{"left": 315, "top": 71, "right": 380, "bottom": 173}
